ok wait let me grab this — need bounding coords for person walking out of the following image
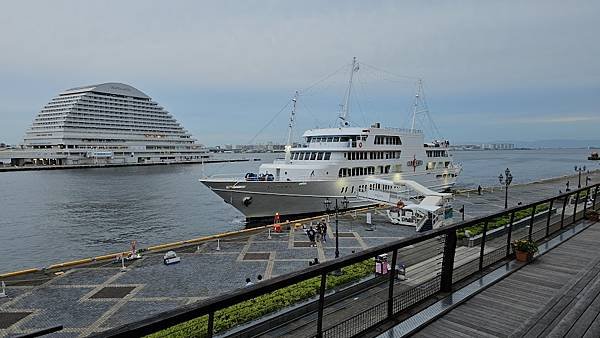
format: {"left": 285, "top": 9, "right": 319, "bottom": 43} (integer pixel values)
{"left": 307, "top": 226, "right": 316, "bottom": 247}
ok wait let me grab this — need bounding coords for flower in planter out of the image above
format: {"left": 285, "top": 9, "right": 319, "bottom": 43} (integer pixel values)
{"left": 512, "top": 239, "right": 538, "bottom": 254}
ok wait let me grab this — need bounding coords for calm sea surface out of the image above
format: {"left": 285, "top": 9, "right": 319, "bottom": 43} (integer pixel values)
{"left": 0, "top": 149, "right": 597, "bottom": 273}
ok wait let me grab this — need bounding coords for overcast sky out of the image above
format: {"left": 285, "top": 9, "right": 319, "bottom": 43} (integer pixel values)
{"left": 1, "top": 1, "right": 599, "bottom": 146}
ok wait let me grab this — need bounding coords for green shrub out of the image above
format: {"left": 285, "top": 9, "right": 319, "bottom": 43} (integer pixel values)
{"left": 457, "top": 204, "right": 549, "bottom": 240}
{"left": 148, "top": 259, "right": 373, "bottom": 338}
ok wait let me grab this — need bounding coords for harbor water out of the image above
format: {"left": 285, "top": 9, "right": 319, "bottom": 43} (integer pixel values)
{"left": 0, "top": 149, "right": 597, "bottom": 273}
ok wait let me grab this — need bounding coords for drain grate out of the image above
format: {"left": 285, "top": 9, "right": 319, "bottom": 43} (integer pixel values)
{"left": 338, "top": 232, "right": 355, "bottom": 237}
{"left": 90, "top": 286, "right": 135, "bottom": 299}
{"left": 243, "top": 252, "right": 271, "bottom": 260}
{"left": 293, "top": 241, "right": 313, "bottom": 248}
{"left": 0, "top": 312, "right": 31, "bottom": 329}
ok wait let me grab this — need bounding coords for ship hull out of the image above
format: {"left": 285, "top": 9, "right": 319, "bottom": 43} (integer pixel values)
{"left": 200, "top": 171, "right": 458, "bottom": 222}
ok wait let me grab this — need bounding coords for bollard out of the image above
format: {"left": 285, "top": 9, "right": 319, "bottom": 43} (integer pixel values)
{"left": 216, "top": 239, "right": 221, "bottom": 251}
{"left": 120, "top": 255, "right": 127, "bottom": 272}
{"left": 0, "top": 281, "right": 7, "bottom": 298}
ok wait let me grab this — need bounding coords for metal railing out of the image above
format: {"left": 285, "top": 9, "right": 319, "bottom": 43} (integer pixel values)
{"left": 93, "top": 183, "right": 600, "bottom": 338}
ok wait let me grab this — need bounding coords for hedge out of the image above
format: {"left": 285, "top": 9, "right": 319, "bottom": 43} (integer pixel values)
{"left": 147, "top": 259, "right": 373, "bottom": 338}
{"left": 456, "top": 204, "right": 549, "bottom": 240}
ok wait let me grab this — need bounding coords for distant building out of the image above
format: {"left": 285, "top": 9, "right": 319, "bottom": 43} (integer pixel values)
{"left": 481, "top": 143, "right": 515, "bottom": 150}
{"left": 7, "top": 83, "right": 208, "bottom": 166}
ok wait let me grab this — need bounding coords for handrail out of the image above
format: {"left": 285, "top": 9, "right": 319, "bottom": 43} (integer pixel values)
{"left": 93, "top": 183, "right": 599, "bottom": 338}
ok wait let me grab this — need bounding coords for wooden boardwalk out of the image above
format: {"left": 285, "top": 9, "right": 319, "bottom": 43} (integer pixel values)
{"left": 412, "top": 222, "right": 600, "bottom": 338}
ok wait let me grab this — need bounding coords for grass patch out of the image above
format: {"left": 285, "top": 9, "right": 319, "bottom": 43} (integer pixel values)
{"left": 147, "top": 259, "right": 373, "bottom": 337}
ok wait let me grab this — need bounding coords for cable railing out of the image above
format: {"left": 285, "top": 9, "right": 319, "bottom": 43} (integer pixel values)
{"left": 92, "top": 183, "right": 600, "bottom": 338}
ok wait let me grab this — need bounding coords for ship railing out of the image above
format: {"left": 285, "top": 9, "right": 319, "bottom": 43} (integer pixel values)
{"left": 94, "top": 183, "right": 599, "bottom": 338}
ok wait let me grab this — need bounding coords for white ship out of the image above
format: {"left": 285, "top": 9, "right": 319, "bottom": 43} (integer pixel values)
{"left": 200, "top": 58, "right": 462, "bottom": 222}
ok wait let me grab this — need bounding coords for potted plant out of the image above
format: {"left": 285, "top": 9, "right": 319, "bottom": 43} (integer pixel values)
{"left": 586, "top": 210, "right": 599, "bottom": 222}
{"left": 512, "top": 239, "right": 538, "bottom": 262}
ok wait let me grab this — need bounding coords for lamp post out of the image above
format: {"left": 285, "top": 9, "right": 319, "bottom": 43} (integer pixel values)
{"left": 498, "top": 168, "right": 513, "bottom": 209}
{"left": 324, "top": 196, "right": 349, "bottom": 259}
{"left": 575, "top": 166, "right": 586, "bottom": 188}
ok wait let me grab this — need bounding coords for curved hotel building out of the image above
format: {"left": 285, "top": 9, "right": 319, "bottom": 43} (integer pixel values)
{"left": 9, "top": 83, "right": 207, "bottom": 166}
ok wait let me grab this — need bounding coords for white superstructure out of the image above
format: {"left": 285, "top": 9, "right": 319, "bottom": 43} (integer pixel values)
{"left": 9, "top": 83, "right": 207, "bottom": 166}
{"left": 200, "top": 58, "right": 462, "bottom": 222}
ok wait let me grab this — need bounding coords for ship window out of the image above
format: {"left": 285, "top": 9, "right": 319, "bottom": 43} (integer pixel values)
{"left": 324, "top": 152, "right": 331, "bottom": 160}
{"left": 317, "top": 152, "right": 324, "bottom": 160}
{"left": 310, "top": 152, "right": 316, "bottom": 160}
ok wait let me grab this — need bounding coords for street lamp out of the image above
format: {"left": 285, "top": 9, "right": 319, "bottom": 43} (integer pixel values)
{"left": 323, "top": 196, "right": 349, "bottom": 259}
{"left": 498, "top": 167, "right": 513, "bottom": 209}
{"left": 575, "top": 166, "right": 586, "bottom": 188}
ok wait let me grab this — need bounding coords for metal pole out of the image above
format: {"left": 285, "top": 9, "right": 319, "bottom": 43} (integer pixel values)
{"left": 388, "top": 249, "right": 398, "bottom": 318}
{"left": 506, "top": 211, "right": 516, "bottom": 258}
{"left": 560, "top": 194, "right": 568, "bottom": 229}
{"left": 335, "top": 199, "right": 340, "bottom": 259}
{"left": 316, "top": 272, "right": 327, "bottom": 338}
{"left": 479, "top": 221, "right": 489, "bottom": 272}
{"left": 546, "top": 199, "right": 554, "bottom": 237}
{"left": 528, "top": 204, "right": 536, "bottom": 241}
{"left": 594, "top": 185, "right": 599, "bottom": 210}
{"left": 573, "top": 191, "right": 580, "bottom": 224}
{"left": 583, "top": 187, "right": 591, "bottom": 217}
{"left": 207, "top": 311, "right": 214, "bottom": 338}
{"left": 440, "top": 230, "right": 457, "bottom": 293}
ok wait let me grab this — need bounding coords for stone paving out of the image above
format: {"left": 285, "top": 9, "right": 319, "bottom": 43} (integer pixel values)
{"left": 0, "top": 171, "right": 598, "bottom": 337}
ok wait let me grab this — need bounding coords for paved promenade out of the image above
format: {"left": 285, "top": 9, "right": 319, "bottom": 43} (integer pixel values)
{"left": 0, "top": 170, "right": 598, "bottom": 337}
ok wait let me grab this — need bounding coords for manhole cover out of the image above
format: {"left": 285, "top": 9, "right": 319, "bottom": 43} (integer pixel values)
{"left": 243, "top": 252, "right": 270, "bottom": 260}
{"left": 338, "top": 232, "right": 355, "bottom": 237}
{"left": 90, "top": 286, "right": 135, "bottom": 299}
{"left": 0, "top": 312, "right": 31, "bottom": 329}
{"left": 294, "top": 241, "right": 313, "bottom": 248}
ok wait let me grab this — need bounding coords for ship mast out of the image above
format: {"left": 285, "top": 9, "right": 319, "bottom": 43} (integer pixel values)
{"left": 340, "top": 57, "right": 359, "bottom": 127}
{"left": 411, "top": 79, "right": 424, "bottom": 132}
{"left": 285, "top": 91, "right": 299, "bottom": 162}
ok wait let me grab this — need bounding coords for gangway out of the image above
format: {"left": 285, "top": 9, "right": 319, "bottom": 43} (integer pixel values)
{"left": 357, "top": 178, "right": 454, "bottom": 232}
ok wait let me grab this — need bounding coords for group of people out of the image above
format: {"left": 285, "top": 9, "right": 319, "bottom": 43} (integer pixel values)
{"left": 304, "top": 219, "right": 328, "bottom": 247}
{"left": 245, "top": 274, "right": 263, "bottom": 287}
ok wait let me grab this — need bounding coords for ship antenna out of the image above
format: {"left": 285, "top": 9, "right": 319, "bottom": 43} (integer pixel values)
{"left": 340, "top": 57, "right": 359, "bottom": 127}
{"left": 285, "top": 90, "right": 299, "bottom": 162}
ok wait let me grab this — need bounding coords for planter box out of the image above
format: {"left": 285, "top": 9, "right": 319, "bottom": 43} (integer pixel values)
{"left": 461, "top": 208, "right": 556, "bottom": 247}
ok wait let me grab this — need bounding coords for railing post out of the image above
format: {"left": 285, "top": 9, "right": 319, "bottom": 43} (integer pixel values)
{"left": 573, "top": 191, "right": 580, "bottom": 224}
{"left": 594, "top": 185, "right": 599, "bottom": 210}
{"left": 388, "top": 249, "right": 398, "bottom": 318}
{"left": 560, "top": 194, "right": 569, "bottom": 229}
{"left": 528, "top": 204, "right": 536, "bottom": 241}
{"left": 207, "top": 311, "right": 214, "bottom": 338}
{"left": 316, "top": 272, "right": 327, "bottom": 338}
{"left": 546, "top": 199, "right": 554, "bottom": 237}
{"left": 583, "top": 187, "right": 591, "bottom": 217}
{"left": 440, "top": 230, "right": 457, "bottom": 293}
{"left": 506, "top": 211, "right": 516, "bottom": 258}
{"left": 479, "top": 221, "right": 489, "bottom": 272}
